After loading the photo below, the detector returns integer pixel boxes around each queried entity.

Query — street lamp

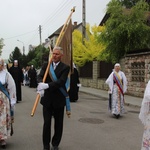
[17,40,25,55]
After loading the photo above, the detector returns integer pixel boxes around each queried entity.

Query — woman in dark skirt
[69,64,80,102]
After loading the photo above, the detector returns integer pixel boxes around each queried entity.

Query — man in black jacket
[37,46,70,150]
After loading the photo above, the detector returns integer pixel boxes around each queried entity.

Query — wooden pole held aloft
[31,7,75,117]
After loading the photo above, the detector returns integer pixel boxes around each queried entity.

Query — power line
[3,0,79,48]
[42,0,79,37]
[3,29,37,40]
[44,1,75,26]
[40,0,69,27]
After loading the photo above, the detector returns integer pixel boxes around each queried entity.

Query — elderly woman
[106,63,127,119]
[139,80,150,149]
[0,59,16,148]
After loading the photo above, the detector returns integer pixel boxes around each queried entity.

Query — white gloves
[37,90,44,97]
[37,83,49,91]
[11,98,16,107]
[37,82,49,97]
[77,83,81,87]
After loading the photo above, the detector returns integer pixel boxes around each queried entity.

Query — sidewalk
[79,86,143,107]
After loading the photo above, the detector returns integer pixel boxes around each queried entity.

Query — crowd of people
[1,46,150,150]
[0,47,80,150]
[22,65,37,88]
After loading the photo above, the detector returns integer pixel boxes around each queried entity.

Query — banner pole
[31,7,75,117]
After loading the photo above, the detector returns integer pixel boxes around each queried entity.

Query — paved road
[6,86,143,150]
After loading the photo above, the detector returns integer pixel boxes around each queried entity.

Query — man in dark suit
[37,46,70,150]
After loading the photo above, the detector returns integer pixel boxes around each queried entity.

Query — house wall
[79,52,150,97]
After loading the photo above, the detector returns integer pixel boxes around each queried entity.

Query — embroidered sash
[49,63,71,112]
[113,72,124,96]
[0,81,13,116]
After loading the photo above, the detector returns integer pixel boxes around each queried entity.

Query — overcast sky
[0,0,110,59]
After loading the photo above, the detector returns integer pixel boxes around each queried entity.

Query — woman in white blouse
[139,80,150,150]
[0,58,16,148]
[106,63,127,119]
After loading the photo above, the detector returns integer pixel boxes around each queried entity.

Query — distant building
[28,44,36,52]
[44,22,82,49]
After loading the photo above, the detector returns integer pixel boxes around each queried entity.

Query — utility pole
[17,40,25,55]
[82,0,86,44]
[39,25,42,45]
[39,25,43,66]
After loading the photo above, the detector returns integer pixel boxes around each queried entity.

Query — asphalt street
[5,86,144,150]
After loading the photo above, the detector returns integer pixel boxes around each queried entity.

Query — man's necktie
[53,64,57,70]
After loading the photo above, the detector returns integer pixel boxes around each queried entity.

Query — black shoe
[1,145,6,149]
[51,146,59,150]
[1,140,6,149]
[43,146,50,150]
[113,114,117,117]
[116,114,120,119]
[113,114,120,119]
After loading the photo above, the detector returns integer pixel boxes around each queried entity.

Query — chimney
[74,21,77,26]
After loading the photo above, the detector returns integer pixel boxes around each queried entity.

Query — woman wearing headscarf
[69,63,80,102]
[105,63,127,119]
[0,58,16,148]
[28,65,37,88]
[9,60,23,103]
[139,80,150,149]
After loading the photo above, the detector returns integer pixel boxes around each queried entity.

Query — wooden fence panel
[99,61,114,79]
[79,62,93,78]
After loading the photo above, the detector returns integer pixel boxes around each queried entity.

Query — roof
[99,13,110,26]
[48,25,63,39]
[48,22,82,39]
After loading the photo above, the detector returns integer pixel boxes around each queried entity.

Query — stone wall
[79,52,150,98]
[121,52,150,97]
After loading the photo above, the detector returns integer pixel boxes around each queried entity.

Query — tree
[73,25,105,67]
[98,0,150,63]
[26,45,49,69]
[8,47,22,63]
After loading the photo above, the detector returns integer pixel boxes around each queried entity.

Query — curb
[79,90,141,108]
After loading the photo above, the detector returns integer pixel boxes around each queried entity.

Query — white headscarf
[139,80,150,125]
[114,63,120,67]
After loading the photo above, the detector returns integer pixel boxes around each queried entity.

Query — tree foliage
[73,25,105,67]
[98,0,150,63]
[8,47,22,63]
[8,45,48,69]
[120,0,141,8]
[25,45,49,68]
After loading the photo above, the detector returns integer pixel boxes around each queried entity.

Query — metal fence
[99,61,114,79]
[79,62,93,78]
[79,61,114,79]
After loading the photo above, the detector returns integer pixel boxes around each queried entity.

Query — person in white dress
[139,80,150,149]
[105,63,127,119]
[0,58,16,148]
